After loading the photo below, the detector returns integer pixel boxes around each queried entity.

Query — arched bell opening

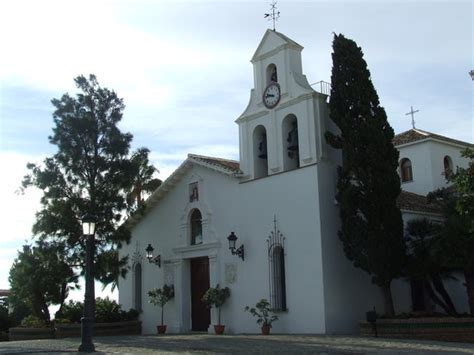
[282,114,300,171]
[253,125,268,179]
[266,63,278,85]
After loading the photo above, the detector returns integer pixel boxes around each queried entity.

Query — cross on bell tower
[264,1,280,31]
[405,106,420,129]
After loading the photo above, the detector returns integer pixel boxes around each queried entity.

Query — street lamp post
[78,213,97,353]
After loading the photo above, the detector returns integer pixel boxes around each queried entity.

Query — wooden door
[190,257,210,331]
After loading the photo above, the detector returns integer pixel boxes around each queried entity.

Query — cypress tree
[326,34,405,316]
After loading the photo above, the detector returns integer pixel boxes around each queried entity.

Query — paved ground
[0,334,473,354]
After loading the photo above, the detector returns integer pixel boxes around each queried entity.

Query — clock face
[263,82,281,109]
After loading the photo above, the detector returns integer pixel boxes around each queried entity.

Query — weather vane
[264,1,280,31]
[405,106,420,129]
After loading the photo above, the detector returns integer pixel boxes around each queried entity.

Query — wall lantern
[145,244,161,268]
[227,232,244,260]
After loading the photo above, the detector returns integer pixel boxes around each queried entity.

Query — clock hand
[266,94,275,98]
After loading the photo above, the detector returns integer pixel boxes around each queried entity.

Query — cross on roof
[405,106,420,129]
[264,1,280,31]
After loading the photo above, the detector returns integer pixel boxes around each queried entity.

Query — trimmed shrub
[95,297,122,323]
[20,315,47,328]
[57,300,83,323]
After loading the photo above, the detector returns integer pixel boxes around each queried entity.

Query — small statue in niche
[258,133,268,159]
[189,182,199,202]
[270,66,278,83]
[287,122,299,158]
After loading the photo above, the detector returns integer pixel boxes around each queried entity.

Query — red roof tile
[188,154,241,174]
[396,190,442,214]
[393,129,473,147]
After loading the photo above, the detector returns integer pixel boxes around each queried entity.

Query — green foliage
[404,218,457,315]
[120,308,140,322]
[405,218,441,279]
[325,33,405,316]
[55,298,139,323]
[148,285,175,308]
[202,284,230,325]
[0,303,10,332]
[148,285,174,326]
[56,300,83,323]
[7,299,32,327]
[9,241,78,322]
[428,149,474,314]
[127,147,162,213]
[95,297,122,323]
[448,148,474,232]
[20,315,47,328]
[20,74,139,288]
[244,299,278,326]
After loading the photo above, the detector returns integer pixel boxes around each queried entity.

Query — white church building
[119,30,472,334]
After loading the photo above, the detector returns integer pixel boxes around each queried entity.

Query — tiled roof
[393,129,473,147]
[188,154,241,174]
[397,190,442,214]
[0,289,10,297]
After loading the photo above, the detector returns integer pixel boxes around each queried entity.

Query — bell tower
[236,30,329,181]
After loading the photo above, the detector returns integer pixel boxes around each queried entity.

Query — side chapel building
[119,30,472,334]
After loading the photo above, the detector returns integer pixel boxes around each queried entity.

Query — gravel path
[0,334,473,354]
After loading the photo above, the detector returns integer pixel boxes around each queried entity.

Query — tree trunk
[424,280,452,315]
[381,283,395,317]
[161,306,164,326]
[431,273,457,315]
[464,268,474,314]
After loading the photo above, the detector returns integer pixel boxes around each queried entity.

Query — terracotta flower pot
[261,325,271,335]
[157,325,167,334]
[214,325,225,335]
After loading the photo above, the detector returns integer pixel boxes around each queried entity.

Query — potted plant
[201,284,231,334]
[148,284,174,334]
[244,299,278,335]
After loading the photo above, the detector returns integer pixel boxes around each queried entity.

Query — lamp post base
[78,317,95,352]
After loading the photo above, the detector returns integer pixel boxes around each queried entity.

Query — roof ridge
[393,128,473,147]
[412,128,430,136]
[188,153,239,163]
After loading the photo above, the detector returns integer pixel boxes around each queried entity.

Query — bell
[258,134,268,159]
[287,124,299,152]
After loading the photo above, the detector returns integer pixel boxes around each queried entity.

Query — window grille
[134,263,142,311]
[267,216,287,311]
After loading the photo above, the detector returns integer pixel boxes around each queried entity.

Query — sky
[0,0,472,303]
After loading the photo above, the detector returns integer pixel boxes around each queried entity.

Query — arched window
[133,263,142,311]
[253,125,268,179]
[266,63,278,84]
[190,209,203,245]
[267,219,286,311]
[400,158,413,182]
[443,155,453,175]
[282,114,300,171]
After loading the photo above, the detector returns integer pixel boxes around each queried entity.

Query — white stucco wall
[397,140,470,195]
[120,163,329,334]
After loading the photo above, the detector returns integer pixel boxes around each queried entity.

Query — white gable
[251,29,303,63]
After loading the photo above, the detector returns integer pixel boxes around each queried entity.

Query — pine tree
[21,75,138,288]
[326,34,405,316]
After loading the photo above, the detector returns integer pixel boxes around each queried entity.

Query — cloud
[0,152,44,244]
